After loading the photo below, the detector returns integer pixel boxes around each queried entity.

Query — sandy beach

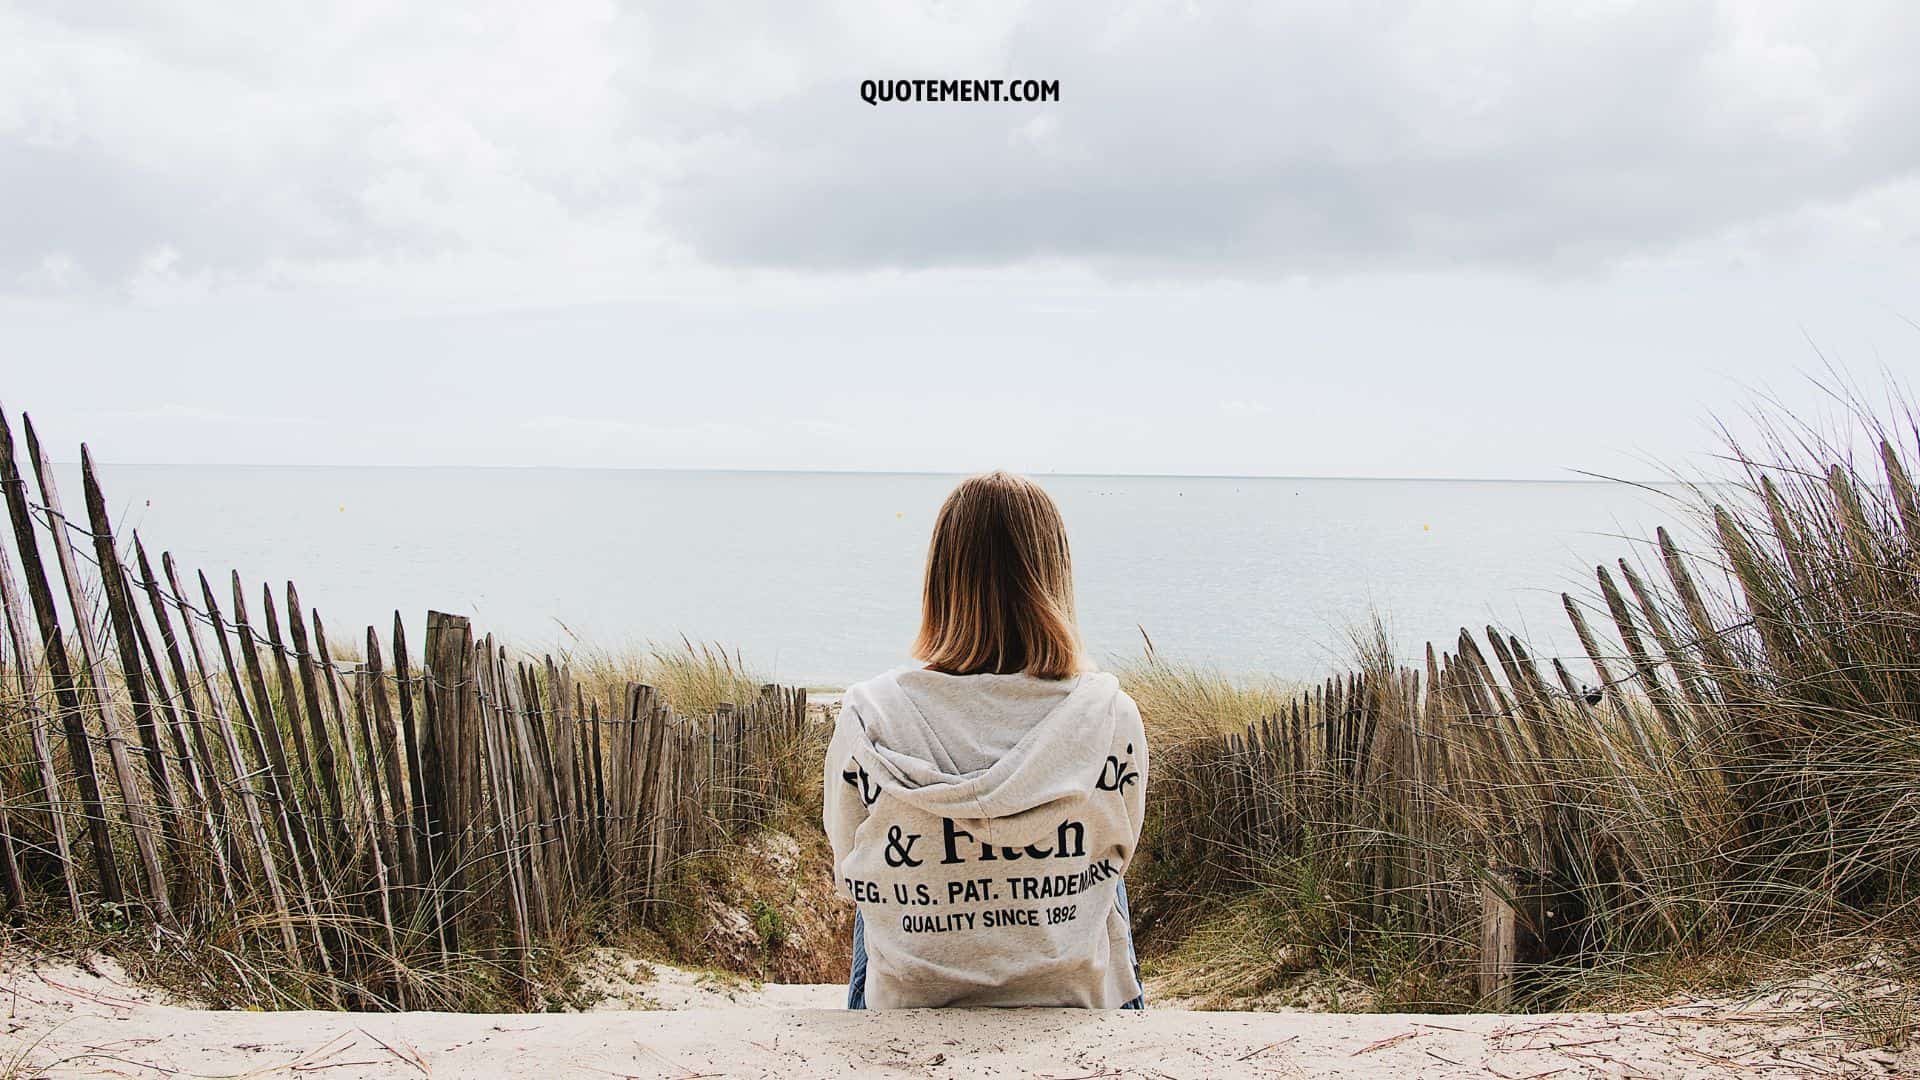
[6,957,1911,1079]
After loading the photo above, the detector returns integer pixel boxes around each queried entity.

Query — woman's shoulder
[842,664,921,701]
[1107,680,1144,727]
[1067,670,1143,735]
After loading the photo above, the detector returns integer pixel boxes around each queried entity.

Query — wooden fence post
[314,609,402,999]
[159,554,303,960]
[0,524,84,917]
[365,627,416,889]
[23,419,172,925]
[134,538,239,892]
[128,594,235,909]
[0,780,25,916]
[284,584,347,857]
[1479,873,1517,1009]
[587,693,607,889]
[421,611,472,949]
[259,585,330,865]
[0,405,126,914]
[80,450,193,921]
[201,570,340,983]
[228,574,329,907]
[390,615,431,889]
[475,640,532,999]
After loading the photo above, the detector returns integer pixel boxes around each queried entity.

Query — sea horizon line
[62,461,1693,486]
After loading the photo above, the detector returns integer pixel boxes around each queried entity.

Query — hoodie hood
[839,667,1122,846]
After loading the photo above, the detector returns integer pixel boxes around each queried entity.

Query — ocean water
[71,464,1699,687]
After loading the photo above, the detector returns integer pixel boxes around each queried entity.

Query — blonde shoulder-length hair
[912,471,1087,680]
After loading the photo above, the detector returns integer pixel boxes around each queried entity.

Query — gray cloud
[1,2,636,294]
[4,1,1920,297]
[653,4,1920,273]
[0,129,420,288]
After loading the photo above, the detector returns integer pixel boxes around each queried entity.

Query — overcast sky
[4,1,1917,478]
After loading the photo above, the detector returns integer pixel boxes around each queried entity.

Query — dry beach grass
[1123,377,1920,1027]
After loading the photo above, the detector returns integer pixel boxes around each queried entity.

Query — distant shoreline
[72,460,1694,486]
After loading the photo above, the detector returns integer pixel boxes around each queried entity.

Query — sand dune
[4,958,1909,1079]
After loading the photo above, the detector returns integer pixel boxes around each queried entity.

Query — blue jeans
[848,879,1146,1009]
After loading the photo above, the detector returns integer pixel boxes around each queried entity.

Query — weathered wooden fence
[1155,524,1758,1006]
[0,405,809,1006]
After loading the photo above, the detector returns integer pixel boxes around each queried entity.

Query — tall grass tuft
[1134,376,1920,1010]
[1115,631,1302,746]
[565,636,765,717]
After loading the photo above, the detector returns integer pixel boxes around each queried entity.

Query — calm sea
[70,465,1698,687]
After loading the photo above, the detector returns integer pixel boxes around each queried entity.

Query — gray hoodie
[823,667,1148,1009]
